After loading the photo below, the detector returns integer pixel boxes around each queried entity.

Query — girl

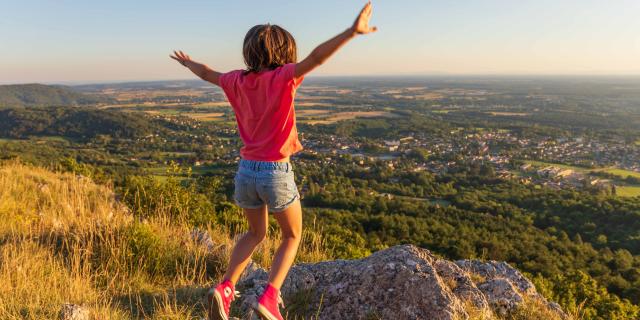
[170,2,376,319]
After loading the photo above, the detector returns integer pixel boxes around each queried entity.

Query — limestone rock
[59,304,89,320]
[236,245,567,320]
[455,260,536,295]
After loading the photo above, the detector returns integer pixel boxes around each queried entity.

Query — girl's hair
[243,24,297,73]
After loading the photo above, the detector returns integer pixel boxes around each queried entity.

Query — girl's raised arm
[170,50,222,86]
[295,1,377,79]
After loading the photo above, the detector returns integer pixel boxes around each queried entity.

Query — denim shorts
[233,159,300,213]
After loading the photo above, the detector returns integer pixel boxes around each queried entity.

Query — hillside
[0,106,164,140]
[0,84,111,108]
[0,162,567,320]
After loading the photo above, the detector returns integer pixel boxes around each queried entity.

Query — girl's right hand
[351,1,377,35]
[170,50,192,67]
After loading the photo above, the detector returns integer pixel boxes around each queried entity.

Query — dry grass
[457,295,571,320]
[182,112,226,122]
[506,295,569,320]
[0,162,327,319]
[306,111,399,125]
[488,112,530,117]
[296,109,331,116]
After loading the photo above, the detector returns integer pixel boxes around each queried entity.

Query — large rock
[237,245,566,320]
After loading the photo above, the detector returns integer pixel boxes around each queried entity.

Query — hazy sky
[2,0,640,84]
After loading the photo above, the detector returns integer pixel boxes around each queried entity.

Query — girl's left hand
[352,1,377,35]
[170,50,192,66]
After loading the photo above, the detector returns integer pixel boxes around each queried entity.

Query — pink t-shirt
[219,63,304,161]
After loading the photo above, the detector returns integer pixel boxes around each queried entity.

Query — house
[520,163,532,171]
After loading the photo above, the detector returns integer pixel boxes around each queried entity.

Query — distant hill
[0,84,112,108]
[0,106,163,140]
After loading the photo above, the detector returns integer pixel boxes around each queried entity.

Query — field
[616,186,640,197]
[304,111,400,125]
[603,168,640,179]
[108,89,209,101]
[182,112,225,121]
[489,112,530,116]
[524,160,640,197]
[524,160,585,172]
[525,160,640,178]
[297,109,331,116]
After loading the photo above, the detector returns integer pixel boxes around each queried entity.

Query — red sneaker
[207,280,237,320]
[253,284,285,320]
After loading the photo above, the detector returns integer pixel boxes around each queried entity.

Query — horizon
[23,73,640,86]
[2,0,640,83]
[6,73,640,87]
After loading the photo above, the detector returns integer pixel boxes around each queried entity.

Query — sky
[1,0,640,84]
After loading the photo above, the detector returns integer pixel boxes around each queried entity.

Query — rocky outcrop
[236,245,566,320]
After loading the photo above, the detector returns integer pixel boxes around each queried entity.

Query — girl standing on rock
[170,2,377,319]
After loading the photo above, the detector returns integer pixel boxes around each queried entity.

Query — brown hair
[243,24,297,73]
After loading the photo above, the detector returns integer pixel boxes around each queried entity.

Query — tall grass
[0,162,327,319]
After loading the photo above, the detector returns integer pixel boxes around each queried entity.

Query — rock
[455,259,567,318]
[59,304,90,320]
[191,228,216,251]
[455,260,536,295]
[237,245,567,320]
[477,278,523,316]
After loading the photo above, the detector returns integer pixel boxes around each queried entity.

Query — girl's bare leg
[268,200,303,289]
[223,205,268,285]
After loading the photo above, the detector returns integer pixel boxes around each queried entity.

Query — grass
[523,160,640,197]
[505,296,568,320]
[488,112,530,116]
[182,112,226,122]
[524,160,640,179]
[524,160,585,172]
[616,186,640,197]
[601,168,640,179]
[305,111,400,125]
[0,162,328,319]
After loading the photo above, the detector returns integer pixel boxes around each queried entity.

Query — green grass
[523,160,640,198]
[146,166,170,175]
[159,152,196,157]
[190,164,232,175]
[41,136,68,141]
[524,160,586,172]
[601,168,640,179]
[525,161,640,179]
[616,186,640,197]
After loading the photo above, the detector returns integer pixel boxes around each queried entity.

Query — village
[140,112,639,196]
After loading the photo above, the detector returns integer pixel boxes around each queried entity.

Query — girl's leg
[268,200,303,289]
[222,205,268,285]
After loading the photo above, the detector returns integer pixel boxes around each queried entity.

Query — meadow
[523,160,640,197]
